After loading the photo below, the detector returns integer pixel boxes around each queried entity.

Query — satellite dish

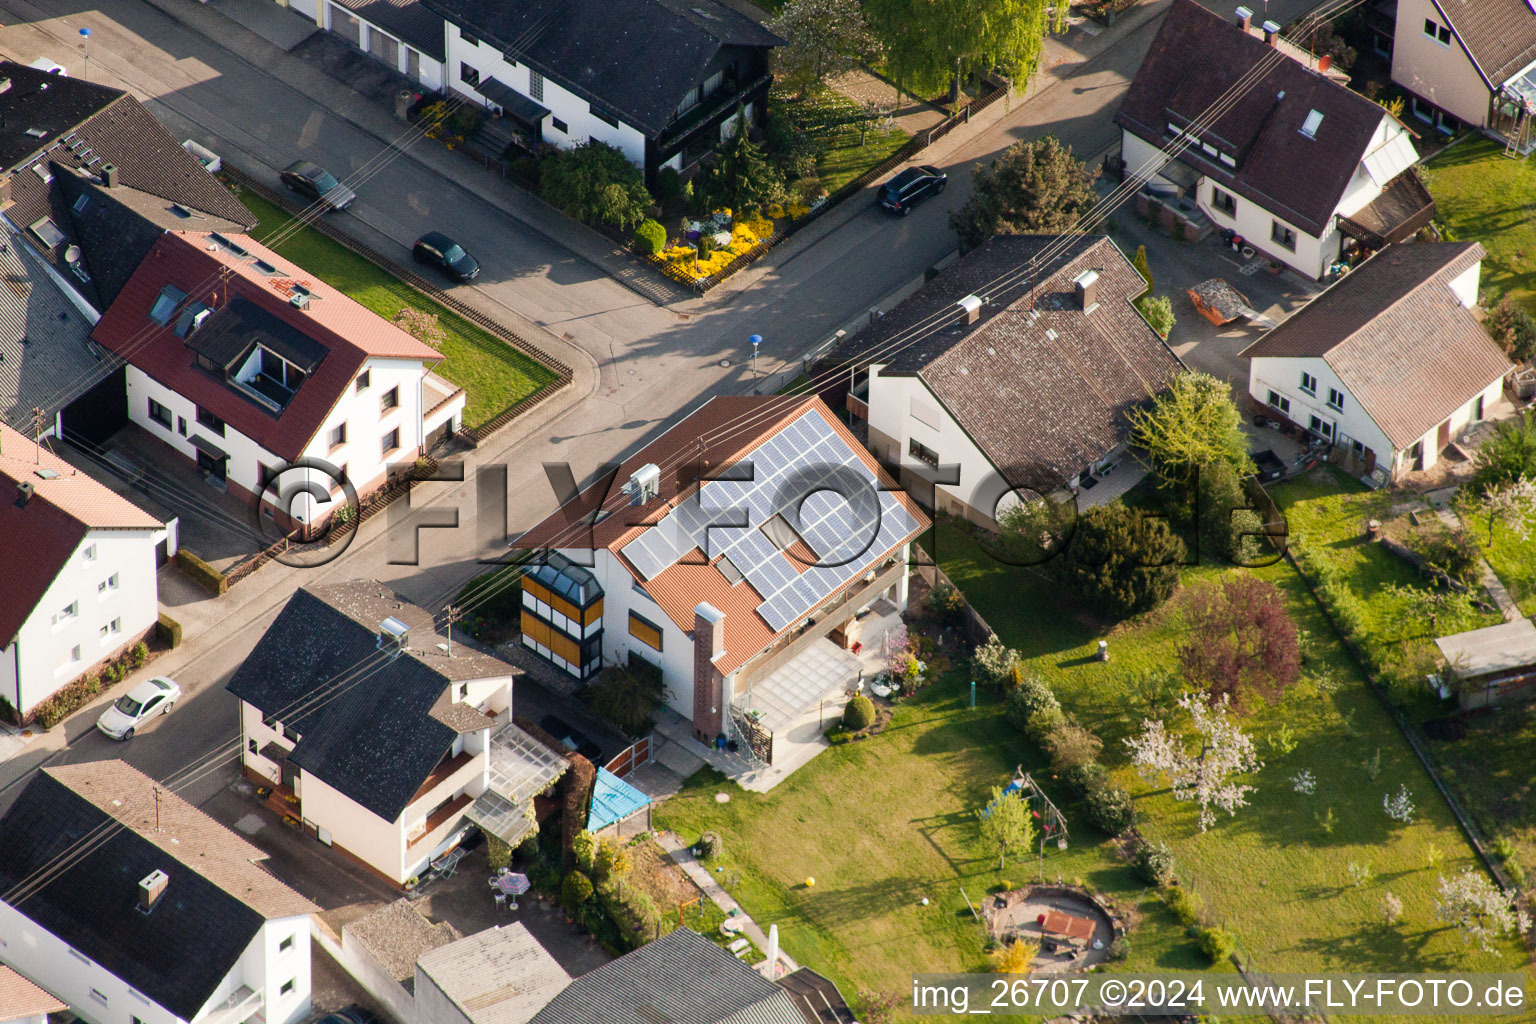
[63,244,81,263]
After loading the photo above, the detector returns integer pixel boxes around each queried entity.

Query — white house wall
[296,771,409,883]
[193,919,312,1024]
[577,549,698,719]
[445,25,648,165]
[1392,0,1493,128]
[1249,354,1395,464]
[410,970,471,1024]
[9,529,160,715]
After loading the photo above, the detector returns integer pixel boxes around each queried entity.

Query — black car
[878,165,947,216]
[539,715,602,763]
[413,232,481,282]
[314,1006,381,1024]
[279,160,356,211]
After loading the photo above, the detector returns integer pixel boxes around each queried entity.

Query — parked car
[279,160,356,211]
[539,715,602,763]
[96,677,181,740]
[27,58,67,76]
[878,165,947,216]
[413,232,481,282]
[314,1006,382,1024]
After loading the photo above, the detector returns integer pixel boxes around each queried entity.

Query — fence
[912,542,997,647]
[603,735,653,778]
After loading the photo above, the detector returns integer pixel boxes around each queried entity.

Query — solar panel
[620,525,681,580]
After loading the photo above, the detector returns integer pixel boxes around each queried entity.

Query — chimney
[15,481,34,508]
[100,163,118,188]
[137,870,169,913]
[1262,20,1281,45]
[378,616,410,655]
[1073,269,1100,312]
[692,603,727,744]
[1317,53,1332,72]
[956,294,983,325]
[1235,5,1252,30]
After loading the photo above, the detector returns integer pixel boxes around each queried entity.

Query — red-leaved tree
[1178,577,1300,709]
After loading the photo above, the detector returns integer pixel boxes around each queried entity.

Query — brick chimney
[1074,269,1100,311]
[138,870,168,913]
[692,603,727,743]
[1262,20,1281,45]
[1235,5,1252,30]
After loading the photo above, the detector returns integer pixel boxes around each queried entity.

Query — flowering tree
[1290,769,1316,795]
[1479,476,1536,545]
[1383,785,1415,824]
[768,0,884,98]
[1434,869,1531,954]
[1124,693,1262,832]
[1382,891,1404,926]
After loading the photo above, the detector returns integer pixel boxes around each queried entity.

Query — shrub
[1041,720,1103,770]
[158,614,184,649]
[585,663,668,737]
[176,549,227,596]
[655,167,684,201]
[1063,502,1185,618]
[130,642,148,668]
[1406,525,1481,586]
[633,218,667,256]
[1023,706,1068,745]
[561,870,594,915]
[1005,676,1059,729]
[698,232,716,258]
[843,695,876,730]
[1163,885,1202,927]
[973,634,1021,690]
[826,726,851,744]
[1485,295,1536,363]
[1133,840,1177,887]
[31,672,106,730]
[928,581,965,625]
[510,156,542,182]
[1107,934,1130,961]
[1137,294,1176,338]
[540,141,654,229]
[1471,410,1536,492]
[1084,783,1136,835]
[571,830,597,872]
[487,835,512,872]
[1198,927,1237,964]
[607,886,662,947]
[1061,761,1106,798]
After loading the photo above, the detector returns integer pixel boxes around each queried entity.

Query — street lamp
[79,27,92,82]
[749,334,762,379]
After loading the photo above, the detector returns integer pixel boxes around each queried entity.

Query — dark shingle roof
[1115,0,1389,236]
[1241,242,1512,448]
[1432,0,1536,87]
[529,929,805,1024]
[419,0,780,136]
[226,583,516,821]
[331,0,446,60]
[847,234,1185,490]
[0,763,315,1020]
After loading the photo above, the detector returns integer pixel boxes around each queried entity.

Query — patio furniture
[720,917,744,937]
[431,847,465,878]
[494,893,507,911]
[493,871,531,909]
[728,938,750,957]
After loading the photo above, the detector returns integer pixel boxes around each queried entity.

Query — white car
[27,58,67,76]
[96,677,180,740]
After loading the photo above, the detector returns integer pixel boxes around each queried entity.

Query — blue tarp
[587,767,652,833]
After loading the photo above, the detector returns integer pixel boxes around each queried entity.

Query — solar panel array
[618,410,920,632]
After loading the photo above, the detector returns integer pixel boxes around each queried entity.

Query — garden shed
[1436,619,1536,709]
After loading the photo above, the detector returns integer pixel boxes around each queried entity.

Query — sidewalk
[654,830,799,978]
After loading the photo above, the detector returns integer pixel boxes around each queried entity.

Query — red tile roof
[0,967,65,1022]
[90,232,441,462]
[0,424,161,645]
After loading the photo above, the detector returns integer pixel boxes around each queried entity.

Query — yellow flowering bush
[741,215,774,239]
[788,202,811,219]
[764,203,787,220]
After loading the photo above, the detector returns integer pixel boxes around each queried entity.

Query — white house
[0,761,318,1024]
[515,395,928,755]
[288,0,448,90]
[1242,242,1513,481]
[1116,0,1434,280]
[419,0,780,183]
[1385,0,1536,142]
[227,582,569,886]
[0,424,172,723]
[86,231,463,538]
[845,234,1185,526]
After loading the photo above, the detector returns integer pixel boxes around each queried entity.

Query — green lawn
[1478,523,1536,616]
[238,190,558,428]
[1421,135,1536,309]
[774,88,912,196]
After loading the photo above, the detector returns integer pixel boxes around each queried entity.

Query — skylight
[28,217,64,248]
[149,284,188,326]
[1300,109,1324,138]
[72,194,89,213]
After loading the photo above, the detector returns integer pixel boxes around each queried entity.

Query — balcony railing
[407,793,473,851]
[201,986,263,1024]
[408,750,476,806]
[658,73,772,151]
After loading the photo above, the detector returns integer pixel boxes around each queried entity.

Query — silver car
[96,676,181,740]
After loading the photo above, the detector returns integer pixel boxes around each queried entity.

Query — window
[355,369,370,392]
[1211,186,1236,216]
[550,117,568,134]
[529,70,544,102]
[283,723,300,742]
[99,617,122,642]
[908,437,939,468]
[258,463,280,493]
[148,397,173,430]
[460,28,479,46]
[1271,220,1297,251]
[133,1016,148,1024]
[56,645,81,673]
[1423,17,1451,45]
[1299,109,1324,138]
[88,989,108,1007]
[98,573,119,596]
[460,62,480,86]
[1266,390,1290,414]
[53,601,78,626]
[148,284,186,326]
[702,69,724,98]
[1351,438,1366,457]
[628,611,663,651]
[591,106,619,129]
[329,422,347,449]
[380,386,399,413]
[381,427,401,455]
[1299,371,1318,395]
[1219,152,1237,168]
[82,544,96,563]
[177,416,187,436]
[280,935,294,953]
[280,980,295,997]
[1326,387,1345,411]
[195,406,225,436]
[331,465,349,493]
[1308,415,1333,439]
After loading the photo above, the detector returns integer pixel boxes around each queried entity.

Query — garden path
[655,830,801,977]
[1435,507,1523,622]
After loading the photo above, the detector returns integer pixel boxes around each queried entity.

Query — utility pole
[30,407,45,462]
[79,27,91,82]
[444,604,462,656]
[153,786,161,832]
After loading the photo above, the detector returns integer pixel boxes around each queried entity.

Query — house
[1383,0,1536,142]
[415,923,571,1024]
[84,231,464,535]
[0,423,170,722]
[226,582,571,886]
[844,234,1185,525]
[526,928,822,1024]
[1436,618,1536,709]
[297,0,449,91]
[0,760,318,1024]
[1241,242,1512,481]
[1116,0,1433,279]
[514,395,928,756]
[0,61,254,311]
[418,0,781,184]
[0,968,66,1024]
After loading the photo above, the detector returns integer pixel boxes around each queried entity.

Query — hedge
[32,673,104,729]
[176,549,227,596]
[157,613,183,649]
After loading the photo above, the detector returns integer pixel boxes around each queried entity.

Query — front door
[1437,419,1451,453]
[196,450,227,484]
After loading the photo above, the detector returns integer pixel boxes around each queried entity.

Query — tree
[1484,296,1536,363]
[768,0,884,97]
[1128,371,1255,488]
[585,663,669,737]
[701,123,788,213]
[1125,693,1262,832]
[948,136,1097,250]
[866,0,1056,101]
[851,98,896,146]
[991,938,1038,973]
[1132,244,1153,291]
[540,141,653,229]
[1064,502,1185,617]
[1295,20,1357,72]
[1138,294,1175,338]
[977,785,1036,869]
[1380,582,1477,638]
[1178,577,1301,709]
[561,870,595,915]
[394,307,446,348]
[1471,411,1536,493]
[1478,476,1536,545]
[1434,869,1530,954]
[972,634,1021,688]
